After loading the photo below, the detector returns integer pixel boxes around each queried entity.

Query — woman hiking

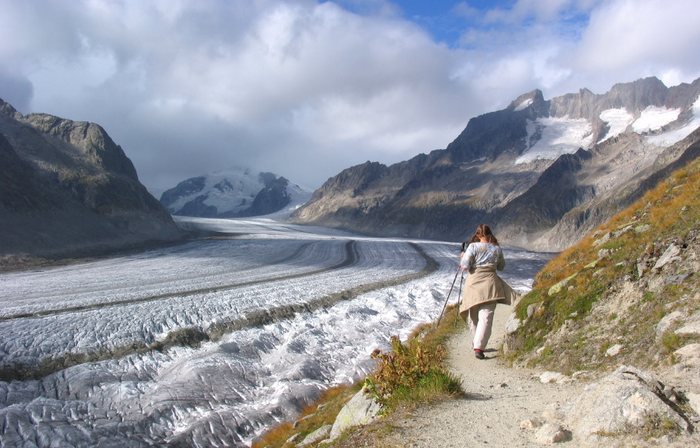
[459,224,518,359]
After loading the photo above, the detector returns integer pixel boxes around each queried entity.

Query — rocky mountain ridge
[160,168,311,218]
[292,76,700,251]
[0,98,182,266]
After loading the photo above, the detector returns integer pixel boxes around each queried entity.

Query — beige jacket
[459,265,519,320]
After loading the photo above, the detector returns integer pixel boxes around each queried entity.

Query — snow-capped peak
[160,167,311,218]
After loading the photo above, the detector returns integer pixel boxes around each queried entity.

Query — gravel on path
[382,304,579,447]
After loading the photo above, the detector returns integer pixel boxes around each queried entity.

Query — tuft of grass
[595,415,682,441]
[364,332,462,411]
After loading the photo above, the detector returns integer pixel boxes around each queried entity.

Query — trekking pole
[454,271,464,327]
[436,268,461,327]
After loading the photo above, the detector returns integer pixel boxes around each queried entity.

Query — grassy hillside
[506,154,700,373]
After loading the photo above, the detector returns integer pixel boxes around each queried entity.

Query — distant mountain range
[160,168,311,218]
[0,98,182,265]
[291,76,700,251]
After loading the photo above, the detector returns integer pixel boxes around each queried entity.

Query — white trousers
[468,302,497,350]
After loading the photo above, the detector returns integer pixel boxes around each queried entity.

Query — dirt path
[385,305,580,447]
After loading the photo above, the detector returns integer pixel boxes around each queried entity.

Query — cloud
[575,0,700,73]
[0,70,33,113]
[0,0,699,194]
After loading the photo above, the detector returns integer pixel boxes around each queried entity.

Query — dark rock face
[0,98,182,263]
[242,176,291,217]
[160,177,206,208]
[292,77,700,250]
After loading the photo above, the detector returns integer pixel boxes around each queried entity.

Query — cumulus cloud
[0,0,698,194]
[0,0,479,192]
[575,0,700,72]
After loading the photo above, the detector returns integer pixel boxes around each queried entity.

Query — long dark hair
[469,224,499,246]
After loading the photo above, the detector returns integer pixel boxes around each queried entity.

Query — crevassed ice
[647,95,700,147]
[516,116,594,164]
[598,108,634,143]
[0,217,552,447]
[632,105,681,133]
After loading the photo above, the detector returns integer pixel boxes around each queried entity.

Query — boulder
[548,274,578,297]
[686,393,700,418]
[505,313,521,334]
[329,389,382,440]
[540,372,570,384]
[605,344,623,357]
[653,243,681,271]
[674,344,700,368]
[298,424,332,447]
[564,366,692,441]
[520,417,544,431]
[656,311,685,342]
[675,312,700,337]
[533,423,570,445]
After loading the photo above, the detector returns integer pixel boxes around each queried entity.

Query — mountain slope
[292,77,700,250]
[506,152,700,371]
[0,99,182,265]
[160,168,311,218]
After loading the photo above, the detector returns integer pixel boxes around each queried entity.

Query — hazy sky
[2,0,700,194]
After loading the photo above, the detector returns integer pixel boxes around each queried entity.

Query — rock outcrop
[564,366,694,442]
[293,76,700,251]
[0,98,182,265]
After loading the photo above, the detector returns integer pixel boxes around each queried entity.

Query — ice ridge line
[0,242,438,382]
[0,241,354,322]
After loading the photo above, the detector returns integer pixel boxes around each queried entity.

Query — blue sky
[1,0,699,192]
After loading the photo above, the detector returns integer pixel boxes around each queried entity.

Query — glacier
[0,218,549,447]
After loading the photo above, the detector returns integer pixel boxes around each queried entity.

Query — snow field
[598,108,634,143]
[632,105,681,133]
[647,95,700,146]
[516,116,594,164]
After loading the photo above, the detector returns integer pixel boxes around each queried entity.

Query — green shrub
[364,335,461,409]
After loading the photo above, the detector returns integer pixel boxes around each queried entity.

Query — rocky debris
[520,417,544,430]
[540,371,571,384]
[656,311,685,341]
[297,424,332,447]
[520,415,571,445]
[527,304,538,318]
[548,273,578,296]
[635,224,652,234]
[593,232,611,247]
[675,312,700,337]
[328,388,382,441]
[653,243,682,271]
[687,393,700,419]
[563,366,694,442]
[605,344,624,357]
[674,344,700,368]
[285,432,304,446]
[505,312,521,334]
[533,423,571,445]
